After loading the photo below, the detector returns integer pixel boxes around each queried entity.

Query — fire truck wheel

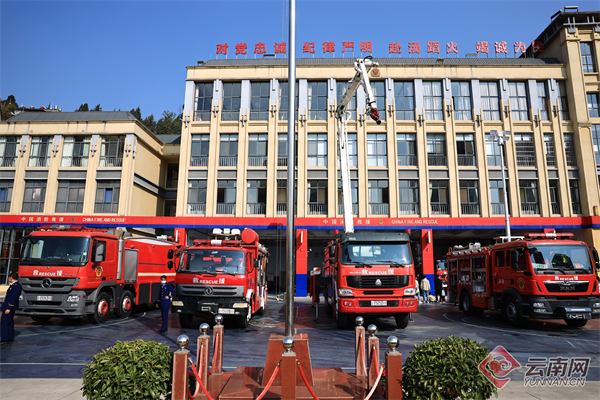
[31,316,51,323]
[115,290,133,318]
[256,306,264,316]
[88,292,111,324]
[237,305,251,329]
[564,318,588,328]
[394,313,409,329]
[179,313,193,328]
[502,296,524,327]
[336,311,349,329]
[461,292,483,316]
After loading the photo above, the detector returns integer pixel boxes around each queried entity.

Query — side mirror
[167,261,173,270]
[94,242,106,263]
[329,246,334,259]
[167,249,175,259]
[533,251,544,264]
[253,257,260,272]
[592,248,599,263]
[509,249,519,270]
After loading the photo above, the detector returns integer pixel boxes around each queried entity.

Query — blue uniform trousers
[1,310,16,342]
[160,302,170,331]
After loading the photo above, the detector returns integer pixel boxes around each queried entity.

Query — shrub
[402,336,498,400]
[82,339,174,400]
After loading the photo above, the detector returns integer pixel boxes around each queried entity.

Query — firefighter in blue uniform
[1,273,22,344]
[156,275,175,333]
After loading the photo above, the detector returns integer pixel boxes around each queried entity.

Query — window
[277,180,287,214]
[250,82,270,121]
[564,133,577,167]
[248,134,268,167]
[460,180,479,215]
[195,82,213,121]
[190,135,210,167]
[55,180,85,213]
[427,133,446,166]
[99,136,125,167]
[307,81,327,120]
[279,81,298,120]
[0,136,19,167]
[164,200,176,216]
[588,93,599,118]
[187,180,207,214]
[593,125,600,165]
[514,133,535,167]
[397,133,417,166]
[480,82,500,121]
[536,82,549,121]
[222,82,241,121]
[495,250,505,268]
[216,180,236,214]
[0,180,13,212]
[368,179,389,215]
[519,180,539,214]
[219,134,238,167]
[544,134,555,167]
[570,180,582,214]
[22,180,46,213]
[486,134,505,167]
[337,81,357,120]
[549,180,560,215]
[581,42,596,73]
[394,81,414,120]
[490,180,509,215]
[398,180,419,214]
[556,81,570,121]
[308,134,327,167]
[307,180,327,215]
[94,180,120,213]
[430,180,449,215]
[28,136,51,167]
[247,180,266,214]
[367,133,387,166]
[508,82,529,121]
[278,134,298,167]
[337,179,358,215]
[165,164,178,189]
[456,133,475,166]
[452,82,471,120]
[337,133,358,167]
[423,82,443,120]
[61,136,90,167]
[370,82,386,121]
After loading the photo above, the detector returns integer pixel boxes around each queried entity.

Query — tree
[76,103,89,111]
[92,104,102,111]
[155,110,182,135]
[142,114,157,133]
[1,95,18,121]
[129,107,142,121]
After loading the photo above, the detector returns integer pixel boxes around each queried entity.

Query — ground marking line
[18,312,147,337]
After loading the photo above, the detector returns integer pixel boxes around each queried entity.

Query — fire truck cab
[447,233,600,327]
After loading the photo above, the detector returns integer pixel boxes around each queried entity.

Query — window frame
[195,82,214,121]
[480,81,500,121]
[55,180,86,213]
[187,179,207,214]
[94,180,120,214]
[508,82,529,121]
[451,81,472,121]
[394,81,415,121]
[250,82,270,121]
[221,82,242,121]
[367,133,387,166]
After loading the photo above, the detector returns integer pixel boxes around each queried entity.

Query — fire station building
[1,9,600,294]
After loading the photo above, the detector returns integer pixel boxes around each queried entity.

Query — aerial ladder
[337,56,381,234]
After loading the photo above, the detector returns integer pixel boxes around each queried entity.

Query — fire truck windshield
[529,244,593,275]
[21,236,90,265]
[178,249,245,275]
[341,243,412,266]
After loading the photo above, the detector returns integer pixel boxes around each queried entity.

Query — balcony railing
[246,203,266,214]
[308,110,327,120]
[248,156,268,167]
[487,155,503,167]
[216,203,235,214]
[187,204,206,214]
[99,157,123,167]
[431,204,449,215]
[190,157,209,167]
[516,155,536,167]
[399,203,419,215]
[521,203,540,215]
[308,204,327,215]
[28,157,50,167]
[369,203,389,215]
[0,157,17,167]
[249,111,269,121]
[194,111,211,122]
[491,203,506,215]
[61,156,88,167]
[277,203,287,214]
[397,155,417,166]
[545,155,556,167]
[428,155,446,166]
[551,203,560,214]
[219,156,238,167]
[572,203,582,214]
[307,156,327,167]
[461,203,480,215]
[221,111,239,121]
[565,155,577,167]
[338,203,358,215]
[457,155,475,166]
[277,157,288,167]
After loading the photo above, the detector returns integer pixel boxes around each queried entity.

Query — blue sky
[1,0,599,120]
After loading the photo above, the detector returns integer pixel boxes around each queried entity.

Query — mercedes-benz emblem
[41,278,52,288]
[375,279,382,287]
[204,286,214,296]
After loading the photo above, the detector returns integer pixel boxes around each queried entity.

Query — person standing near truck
[157,275,175,333]
[1,273,22,344]
[420,275,431,304]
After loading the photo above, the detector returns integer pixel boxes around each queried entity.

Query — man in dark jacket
[156,275,175,333]
[1,272,22,344]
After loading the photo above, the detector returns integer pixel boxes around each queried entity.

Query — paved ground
[0,294,598,399]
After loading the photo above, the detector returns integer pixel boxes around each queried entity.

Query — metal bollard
[367,324,380,390]
[281,337,297,400]
[196,323,211,392]
[385,336,403,400]
[212,315,224,375]
[172,335,190,400]
[355,316,366,377]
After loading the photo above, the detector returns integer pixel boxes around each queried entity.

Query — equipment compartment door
[123,249,138,283]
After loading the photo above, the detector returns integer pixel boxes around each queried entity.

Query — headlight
[338,288,353,296]
[593,302,600,308]
[533,302,545,308]
[233,303,248,308]
[404,288,416,296]
[172,300,184,307]
[19,295,24,301]
[67,295,80,302]
[534,308,547,313]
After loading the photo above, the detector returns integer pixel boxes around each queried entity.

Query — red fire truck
[322,231,418,329]
[447,232,600,327]
[172,228,269,328]
[17,225,180,323]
